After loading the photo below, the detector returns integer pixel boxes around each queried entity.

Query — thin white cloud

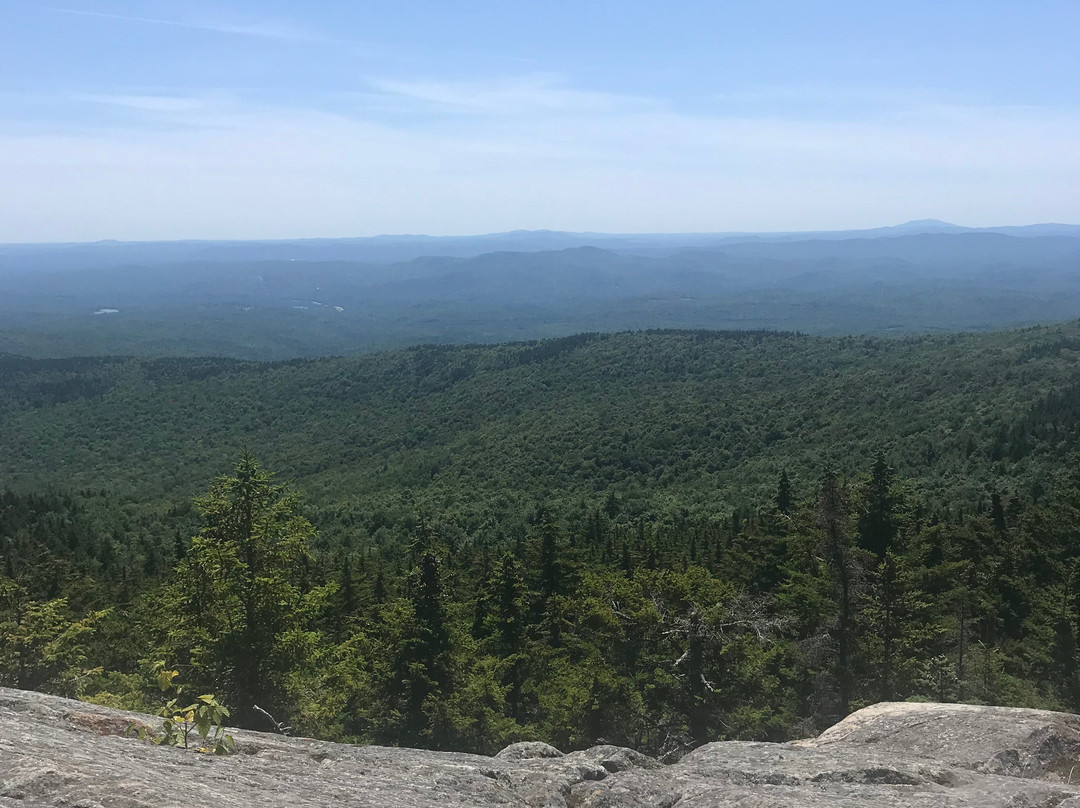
[712,83,969,109]
[47,7,325,42]
[77,94,211,113]
[0,76,1077,241]
[367,75,658,115]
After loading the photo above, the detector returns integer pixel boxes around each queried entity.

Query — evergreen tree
[489,553,529,720]
[379,521,455,747]
[775,470,793,515]
[537,507,562,603]
[337,555,356,621]
[373,567,387,603]
[991,492,1007,533]
[0,578,103,694]
[859,550,938,701]
[858,453,897,558]
[815,469,857,718]
[163,454,318,729]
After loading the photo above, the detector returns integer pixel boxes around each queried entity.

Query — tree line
[4,451,1080,756]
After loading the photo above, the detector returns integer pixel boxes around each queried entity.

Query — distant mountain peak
[894,219,961,229]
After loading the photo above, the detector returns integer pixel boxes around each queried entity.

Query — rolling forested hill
[3,324,1080,533]
[4,230,1080,358]
[5,324,1080,756]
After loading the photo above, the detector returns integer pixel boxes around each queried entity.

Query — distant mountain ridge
[2,226,1079,359]
[2,221,1078,270]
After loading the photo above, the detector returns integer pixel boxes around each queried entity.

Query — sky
[1,1,1078,242]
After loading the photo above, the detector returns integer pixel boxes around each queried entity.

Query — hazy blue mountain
[2,228,1079,359]
[4,222,1078,271]
[711,232,1080,269]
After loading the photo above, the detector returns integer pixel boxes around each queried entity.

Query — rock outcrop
[4,688,1080,807]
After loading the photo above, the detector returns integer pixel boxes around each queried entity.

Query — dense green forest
[4,324,1080,754]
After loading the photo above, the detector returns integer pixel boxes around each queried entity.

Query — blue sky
[2,1,1078,241]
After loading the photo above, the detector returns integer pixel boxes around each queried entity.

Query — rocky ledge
[4,689,1080,807]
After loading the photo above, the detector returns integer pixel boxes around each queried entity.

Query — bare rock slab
[4,689,1080,808]
[795,700,1080,779]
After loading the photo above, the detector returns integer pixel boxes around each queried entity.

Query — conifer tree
[991,492,1007,533]
[339,555,356,616]
[374,519,455,747]
[398,547,452,745]
[858,453,897,558]
[490,552,529,720]
[815,469,857,717]
[165,454,316,729]
[537,508,562,603]
[775,470,793,515]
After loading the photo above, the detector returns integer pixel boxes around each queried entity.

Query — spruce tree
[816,469,857,717]
[401,548,451,745]
[858,452,897,558]
[167,454,316,729]
[775,470,793,514]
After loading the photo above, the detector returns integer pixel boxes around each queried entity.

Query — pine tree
[490,553,529,720]
[398,547,452,745]
[339,555,356,616]
[167,454,317,729]
[991,492,1007,533]
[858,452,897,558]
[859,550,938,701]
[373,567,387,603]
[775,470,793,515]
[816,469,857,717]
[537,508,562,603]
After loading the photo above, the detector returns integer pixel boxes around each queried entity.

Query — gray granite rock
[565,745,662,774]
[496,741,566,761]
[4,689,1080,807]
[795,700,1080,780]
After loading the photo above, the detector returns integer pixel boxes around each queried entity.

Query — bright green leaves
[134,662,236,754]
[0,577,105,694]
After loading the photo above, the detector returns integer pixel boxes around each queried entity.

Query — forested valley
[5,325,1080,756]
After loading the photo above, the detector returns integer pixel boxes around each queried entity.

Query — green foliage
[0,577,104,694]
[10,328,1080,755]
[133,663,235,754]
[6,325,1080,529]
[155,455,325,729]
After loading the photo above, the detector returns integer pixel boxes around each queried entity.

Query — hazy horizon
[3,2,1078,242]
[4,219,1080,248]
